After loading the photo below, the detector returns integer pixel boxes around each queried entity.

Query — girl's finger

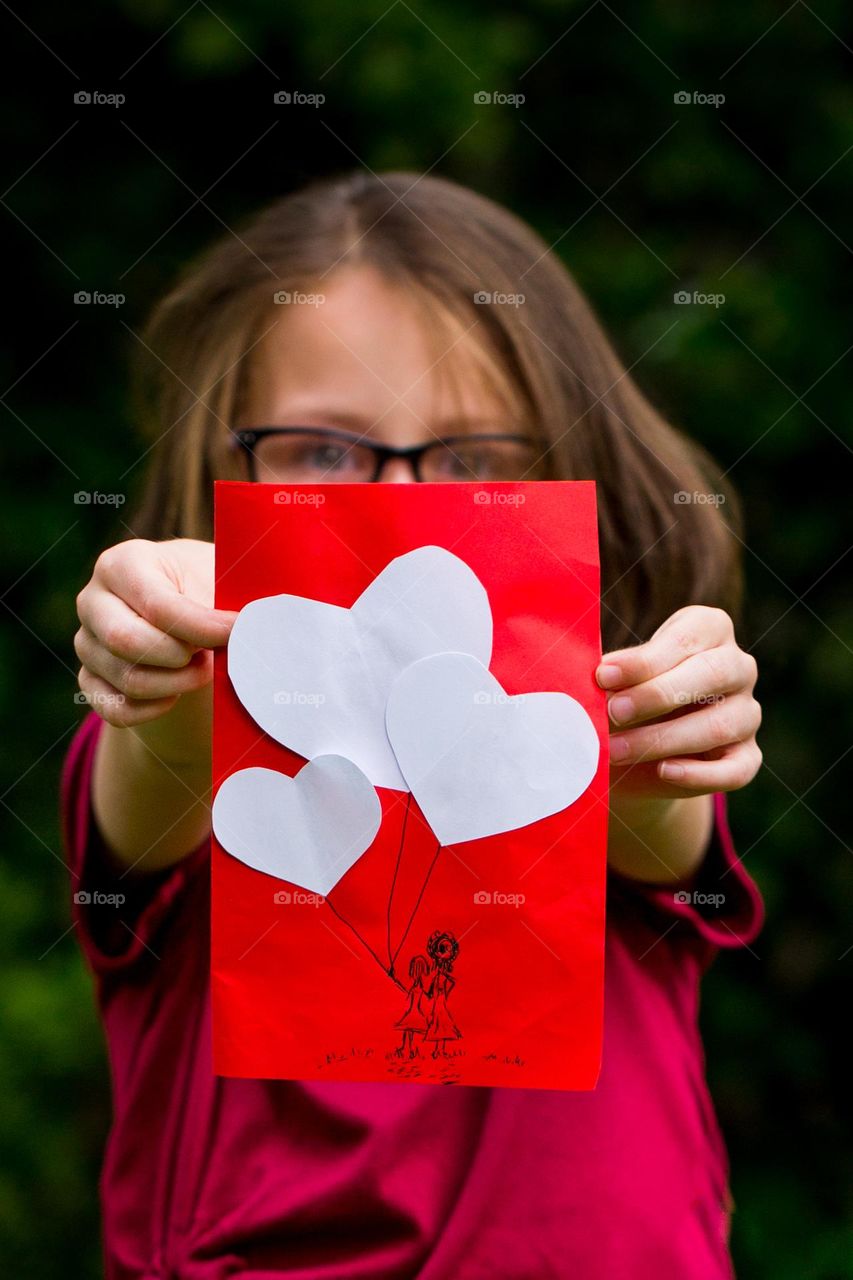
[77,586,199,668]
[607,646,758,726]
[74,627,213,701]
[609,693,762,764]
[77,666,179,728]
[598,606,734,690]
[657,740,764,791]
[97,547,236,650]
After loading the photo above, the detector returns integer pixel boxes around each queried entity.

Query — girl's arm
[597,605,762,885]
[606,793,715,885]
[75,539,236,873]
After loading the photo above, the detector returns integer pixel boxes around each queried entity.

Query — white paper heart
[227,546,493,790]
[386,653,600,846]
[211,755,382,896]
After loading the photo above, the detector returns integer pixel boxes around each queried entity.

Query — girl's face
[237,265,541,484]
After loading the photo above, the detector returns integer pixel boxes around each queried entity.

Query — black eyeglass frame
[233,426,541,483]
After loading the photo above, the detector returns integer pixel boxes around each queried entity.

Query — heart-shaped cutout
[227,546,493,791]
[211,755,382,896]
[386,653,600,846]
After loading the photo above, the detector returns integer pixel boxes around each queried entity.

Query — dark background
[1,2,851,1275]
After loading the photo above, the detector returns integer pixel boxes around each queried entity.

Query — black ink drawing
[394,930,462,1059]
[318,800,467,1070]
[322,793,443,993]
[395,954,431,1057]
[423,930,462,1058]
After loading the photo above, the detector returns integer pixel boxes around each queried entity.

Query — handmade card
[211,480,608,1090]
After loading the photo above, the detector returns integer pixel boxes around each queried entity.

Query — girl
[423,932,462,1060]
[67,171,763,1279]
[395,954,431,1059]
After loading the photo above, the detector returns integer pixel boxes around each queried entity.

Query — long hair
[129,170,741,649]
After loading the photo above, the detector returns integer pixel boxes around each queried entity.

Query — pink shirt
[62,713,763,1280]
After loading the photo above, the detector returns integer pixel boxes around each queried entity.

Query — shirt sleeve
[60,711,210,977]
[608,792,764,951]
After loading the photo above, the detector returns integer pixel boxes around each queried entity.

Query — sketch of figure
[395,954,431,1058]
[424,930,461,1058]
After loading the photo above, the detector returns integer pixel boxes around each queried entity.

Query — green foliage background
[1,2,851,1275]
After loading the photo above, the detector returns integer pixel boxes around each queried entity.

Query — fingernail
[610,736,630,762]
[660,762,685,780]
[608,695,634,724]
[597,663,623,689]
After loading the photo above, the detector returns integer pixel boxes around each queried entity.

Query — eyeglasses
[234,426,544,484]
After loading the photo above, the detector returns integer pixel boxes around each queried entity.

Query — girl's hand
[597,605,762,799]
[75,538,236,728]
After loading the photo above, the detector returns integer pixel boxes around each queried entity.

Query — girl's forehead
[243,266,523,426]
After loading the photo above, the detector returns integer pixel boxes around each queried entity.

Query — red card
[212,480,608,1090]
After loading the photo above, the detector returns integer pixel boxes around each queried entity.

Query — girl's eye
[424,438,538,482]
[255,433,370,481]
[299,443,356,473]
[428,449,478,480]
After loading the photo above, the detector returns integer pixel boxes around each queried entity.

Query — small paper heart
[211,755,382,896]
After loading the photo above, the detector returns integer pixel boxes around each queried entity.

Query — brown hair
[130,170,741,650]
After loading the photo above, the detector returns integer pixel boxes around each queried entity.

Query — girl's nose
[377,456,419,484]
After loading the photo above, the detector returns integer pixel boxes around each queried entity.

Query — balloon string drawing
[326,822,444,995]
[386,791,412,971]
[388,830,443,979]
[211,546,600,988]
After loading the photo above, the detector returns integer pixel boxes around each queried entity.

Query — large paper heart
[211,755,382,896]
[386,653,600,846]
[227,546,493,790]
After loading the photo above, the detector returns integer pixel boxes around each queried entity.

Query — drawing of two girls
[395,930,461,1059]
